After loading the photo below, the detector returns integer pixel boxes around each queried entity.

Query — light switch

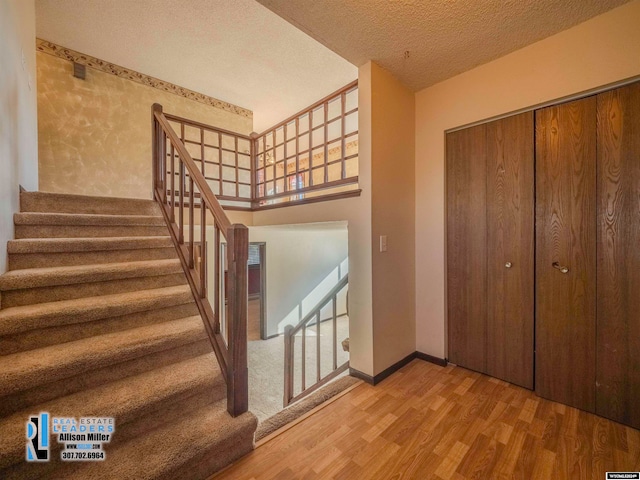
[379,235,387,252]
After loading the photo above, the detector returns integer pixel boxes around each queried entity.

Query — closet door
[486,113,534,389]
[447,124,487,373]
[597,83,640,429]
[535,97,597,412]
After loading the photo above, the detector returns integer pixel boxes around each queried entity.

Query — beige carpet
[0,191,256,480]
[248,315,349,421]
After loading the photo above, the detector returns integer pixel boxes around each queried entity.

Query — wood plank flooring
[214,359,640,479]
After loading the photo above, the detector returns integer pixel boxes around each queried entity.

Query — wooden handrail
[152,103,248,417]
[283,274,349,407]
[164,112,253,141]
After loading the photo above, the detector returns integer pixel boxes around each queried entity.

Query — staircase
[0,191,257,480]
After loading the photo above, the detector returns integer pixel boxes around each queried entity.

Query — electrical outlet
[379,235,387,252]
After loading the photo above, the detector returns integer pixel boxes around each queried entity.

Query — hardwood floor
[215,359,640,479]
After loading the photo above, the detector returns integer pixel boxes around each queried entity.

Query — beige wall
[370,63,416,374]
[36,52,252,200]
[415,0,640,359]
[0,0,38,273]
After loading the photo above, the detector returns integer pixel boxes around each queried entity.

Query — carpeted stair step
[0,353,225,472]
[8,236,177,270]
[0,316,208,398]
[0,338,213,419]
[52,401,257,480]
[0,285,194,337]
[14,212,168,238]
[0,259,186,307]
[21,191,161,216]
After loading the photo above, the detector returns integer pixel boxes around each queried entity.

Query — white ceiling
[257,0,631,92]
[35,0,357,132]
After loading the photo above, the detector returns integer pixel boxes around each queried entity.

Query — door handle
[552,262,569,274]
[505,262,512,268]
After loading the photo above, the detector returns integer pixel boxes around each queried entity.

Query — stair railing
[151,104,248,417]
[283,274,349,407]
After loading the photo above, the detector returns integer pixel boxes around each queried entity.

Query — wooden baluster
[214,224,221,333]
[170,144,175,222]
[162,133,167,204]
[272,131,276,193]
[302,323,306,390]
[218,132,223,196]
[295,118,300,190]
[284,124,288,192]
[316,311,321,382]
[341,92,346,179]
[179,159,185,244]
[226,224,248,417]
[200,128,205,177]
[333,295,338,370]
[200,202,207,299]
[323,102,329,184]
[235,136,240,198]
[188,177,194,268]
[283,325,293,407]
[309,110,313,186]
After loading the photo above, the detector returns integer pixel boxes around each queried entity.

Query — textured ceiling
[256,0,631,92]
[35,0,357,132]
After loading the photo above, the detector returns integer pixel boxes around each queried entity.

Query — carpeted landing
[0,191,256,480]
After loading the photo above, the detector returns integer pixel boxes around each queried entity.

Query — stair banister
[151,103,248,417]
[283,273,349,407]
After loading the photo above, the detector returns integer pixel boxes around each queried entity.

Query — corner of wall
[0,0,38,273]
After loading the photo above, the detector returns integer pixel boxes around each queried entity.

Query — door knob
[552,262,569,274]
[505,262,512,268]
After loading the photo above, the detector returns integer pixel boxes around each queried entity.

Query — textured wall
[37,51,253,199]
[0,0,38,273]
[415,0,640,359]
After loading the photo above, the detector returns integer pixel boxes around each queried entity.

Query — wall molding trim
[36,38,252,119]
[349,351,448,385]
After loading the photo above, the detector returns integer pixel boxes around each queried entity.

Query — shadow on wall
[277,258,348,334]
[247,222,349,338]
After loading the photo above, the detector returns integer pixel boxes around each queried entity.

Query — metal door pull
[552,262,569,274]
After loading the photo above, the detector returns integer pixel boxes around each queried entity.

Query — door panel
[596,83,640,428]
[535,97,597,412]
[486,112,535,389]
[447,124,487,373]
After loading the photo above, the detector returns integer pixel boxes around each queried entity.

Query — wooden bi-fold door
[447,113,534,388]
[596,82,640,429]
[535,96,597,413]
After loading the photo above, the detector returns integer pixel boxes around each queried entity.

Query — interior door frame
[249,242,268,341]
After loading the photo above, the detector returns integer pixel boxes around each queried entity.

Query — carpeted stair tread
[61,400,257,480]
[14,212,165,226]
[0,316,207,396]
[0,353,224,470]
[0,259,183,291]
[7,236,173,254]
[21,191,161,215]
[0,285,193,336]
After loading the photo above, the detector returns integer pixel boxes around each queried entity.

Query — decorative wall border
[36,38,252,119]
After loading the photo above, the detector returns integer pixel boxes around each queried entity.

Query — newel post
[226,223,249,416]
[151,103,163,196]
